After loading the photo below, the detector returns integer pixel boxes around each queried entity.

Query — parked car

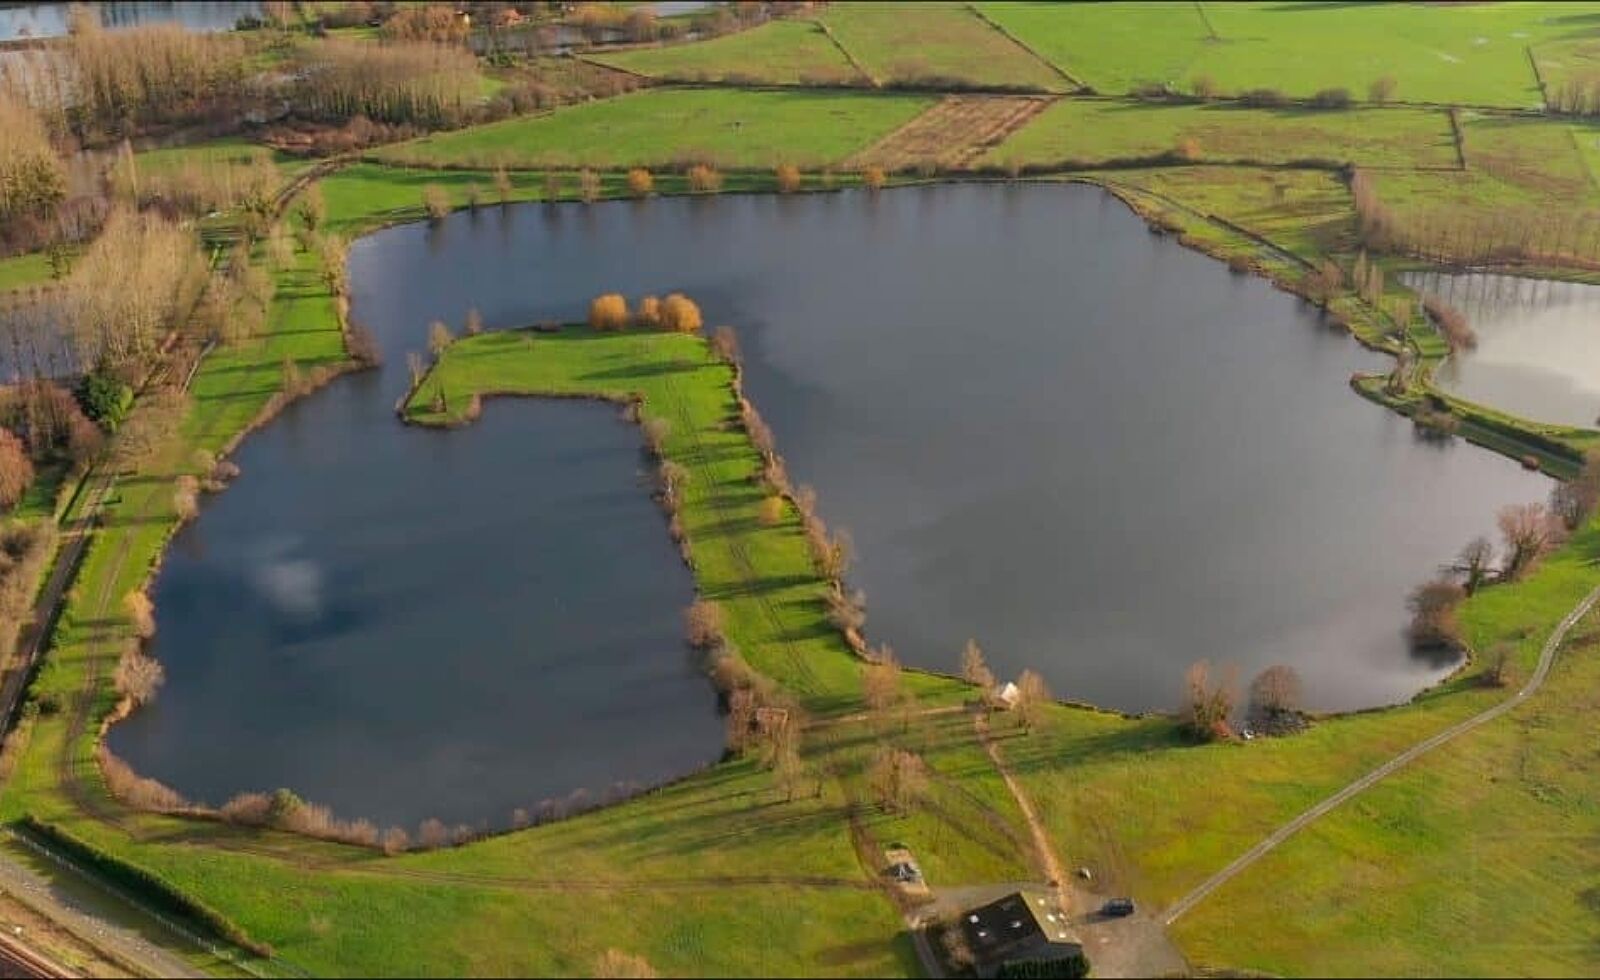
[1100,898,1135,918]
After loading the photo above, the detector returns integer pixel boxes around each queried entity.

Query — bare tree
[1182,660,1236,741]
[1408,577,1466,650]
[1247,665,1301,726]
[825,587,866,634]
[1550,451,1600,531]
[1450,536,1495,595]
[113,643,165,706]
[427,320,454,357]
[1014,668,1050,733]
[463,307,483,337]
[867,747,927,814]
[684,599,724,648]
[123,589,156,639]
[422,185,450,221]
[1498,502,1553,581]
[863,645,903,723]
[960,638,995,693]
[775,163,802,194]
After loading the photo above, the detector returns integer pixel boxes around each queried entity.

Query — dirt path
[1165,582,1600,925]
[973,713,1187,978]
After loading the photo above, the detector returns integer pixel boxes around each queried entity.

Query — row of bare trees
[1352,167,1600,269]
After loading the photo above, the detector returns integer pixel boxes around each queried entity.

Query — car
[1100,898,1135,918]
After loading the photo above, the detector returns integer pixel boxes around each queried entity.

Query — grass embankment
[369,87,935,171]
[977,1,1562,107]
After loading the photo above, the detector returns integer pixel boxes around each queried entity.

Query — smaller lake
[1404,271,1600,429]
[107,392,721,831]
[0,3,259,41]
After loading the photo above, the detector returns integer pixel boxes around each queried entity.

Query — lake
[0,2,258,41]
[112,183,1551,829]
[1404,270,1600,429]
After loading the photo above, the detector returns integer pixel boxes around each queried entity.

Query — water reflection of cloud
[248,538,324,619]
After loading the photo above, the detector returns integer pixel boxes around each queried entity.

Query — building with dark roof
[957,889,1085,978]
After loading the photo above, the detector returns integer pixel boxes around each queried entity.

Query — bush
[687,164,723,194]
[685,600,724,648]
[1309,87,1352,109]
[659,293,702,333]
[0,430,33,511]
[636,295,662,329]
[422,184,450,221]
[775,163,802,194]
[1238,87,1289,108]
[627,168,654,197]
[589,293,630,331]
[1408,578,1466,650]
[863,166,886,191]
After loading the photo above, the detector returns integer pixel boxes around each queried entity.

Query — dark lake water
[1403,271,1600,429]
[107,378,718,830]
[113,183,1551,828]
[0,2,258,40]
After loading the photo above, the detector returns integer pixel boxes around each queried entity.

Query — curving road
[1164,582,1600,925]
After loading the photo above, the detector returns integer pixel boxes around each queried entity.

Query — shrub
[124,589,156,638]
[113,644,165,706]
[494,167,513,204]
[687,164,723,194]
[464,307,483,336]
[659,293,703,333]
[775,163,802,194]
[1182,660,1236,741]
[1247,664,1302,723]
[422,184,450,221]
[863,166,886,191]
[579,168,601,203]
[636,295,662,329]
[825,587,866,633]
[1309,87,1352,109]
[1369,75,1397,104]
[710,325,740,364]
[685,600,724,648]
[1175,137,1201,162]
[627,168,654,197]
[589,293,630,331]
[75,371,133,428]
[1238,87,1288,108]
[1407,578,1466,650]
[0,430,33,511]
[428,319,454,356]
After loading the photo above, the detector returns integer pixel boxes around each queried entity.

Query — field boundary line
[812,17,877,88]
[1165,582,1600,925]
[963,3,1085,92]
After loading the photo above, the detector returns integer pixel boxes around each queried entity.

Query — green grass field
[9,5,1600,969]
[590,17,868,86]
[370,88,935,171]
[986,100,1458,169]
[819,2,1067,92]
[978,1,1566,107]
[0,252,57,293]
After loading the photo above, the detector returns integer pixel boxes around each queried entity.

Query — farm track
[1165,583,1600,925]
[843,95,1053,172]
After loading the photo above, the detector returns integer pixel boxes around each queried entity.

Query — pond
[106,385,720,831]
[0,2,258,41]
[112,183,1551,830]
[1403,270,1600,429]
